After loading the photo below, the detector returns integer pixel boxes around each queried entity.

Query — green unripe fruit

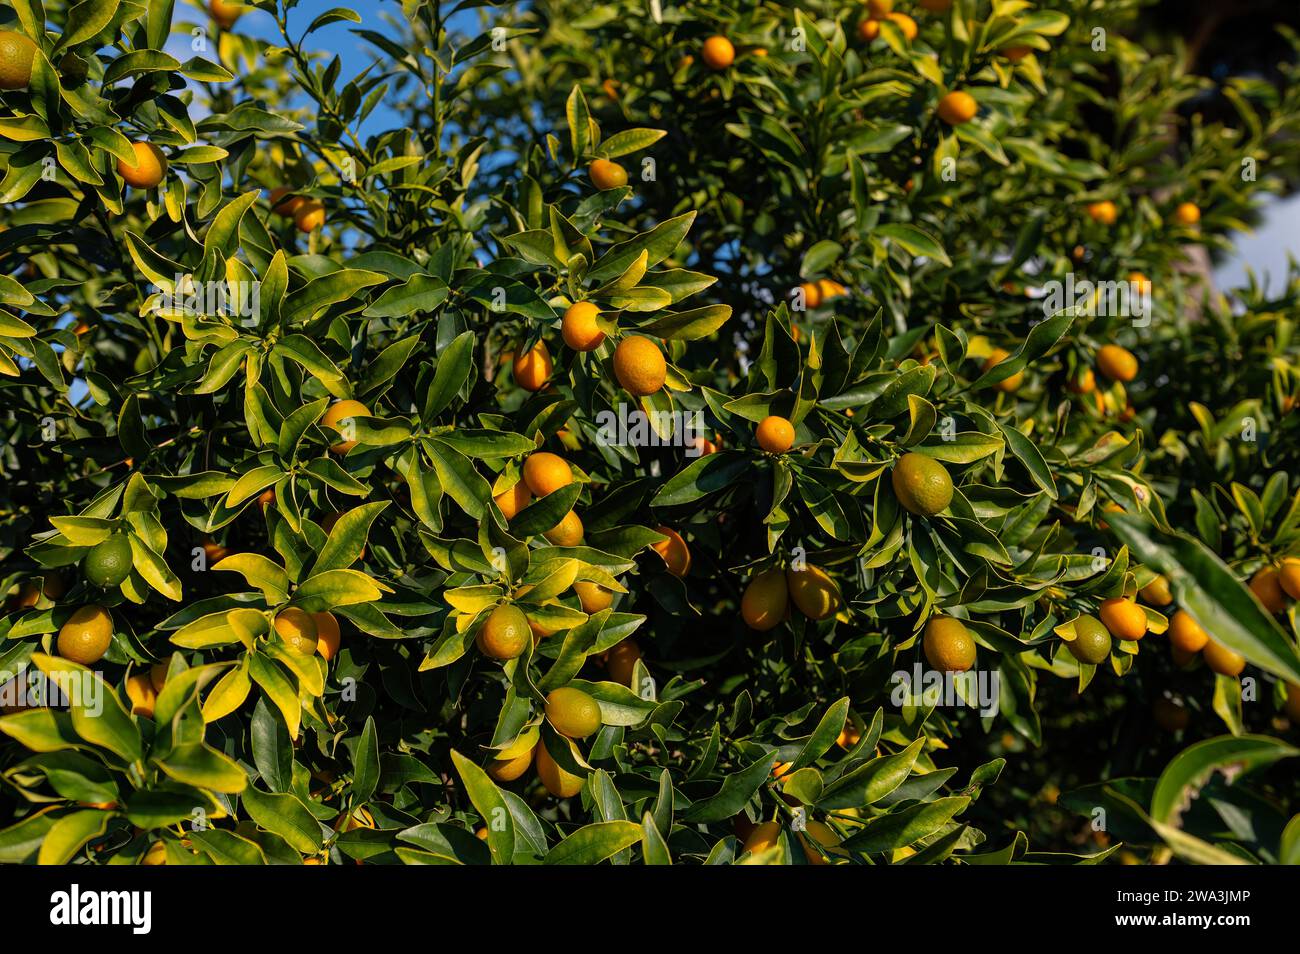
[892,452,954,517]
[84,533,134,588]
[1068,615,1112,665]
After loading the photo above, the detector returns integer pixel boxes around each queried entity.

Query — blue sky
[1215,193,1300,293]
[179,0,414,133]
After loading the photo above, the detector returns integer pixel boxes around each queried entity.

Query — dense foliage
[1,0,1299,866]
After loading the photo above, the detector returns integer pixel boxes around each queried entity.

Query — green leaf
[361,336,421,395]
[282,270,387,325]
[307,7,362,34]
[278,398,330,459]
[636,305,732,340]
[651,450,750,506]
[435,430,535,460]
[212,553,290,603]
[1149,735,1298,825]
[0,812,55,864]
[145,0,175,50]
[241,786,323,854]
[596,128,666,158]
[970,312,1073,390]
[124,231,186,291]
[225,465,283,507]
[188,829,266,865]
[248,655,300,740]
[361,274,449,318]
[567,84,593,161]
[172,145,229,164]
[874,224,951,267]
[171,610,258,651]
[126,788,220,830]
[0,709,82,753]
[1107,515,1300,684]
[841,796,970,853]
[680,753,776,823]
[54,0,120,54]
[954,122,1010,165]
[202,660,252,723]
[48,516,116,546]
[915,432,1003,464]
[55,139,104,185]
[463,277,555,319]
[30,751,118,803]
[641,811,672,865]
[801,240,843,277]
[154,742,249,794]
[544,820,642,865]
[587,213,696,283]
[203,192,259,261]
[500,230,565,269]
[29,655,142,765]
[292,569,384,612]
[422,331,475,421]
[312,502,387,574]
[871,365,937,419]
[820,739,925,809]
[103,49,181,85]
[450,750,514,865]
[0,115,50,142]
[37,811,109,865]
[426,441,490,519]
[275,335,347,395]
[509,483,582,538]
[791,697,850,771]
[999,423,1057,498]
[352,715,381,805]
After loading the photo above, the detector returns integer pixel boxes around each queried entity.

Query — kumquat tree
[1,0,1300,874]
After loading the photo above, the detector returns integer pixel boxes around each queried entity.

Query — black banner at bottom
[1,862,1281,938]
